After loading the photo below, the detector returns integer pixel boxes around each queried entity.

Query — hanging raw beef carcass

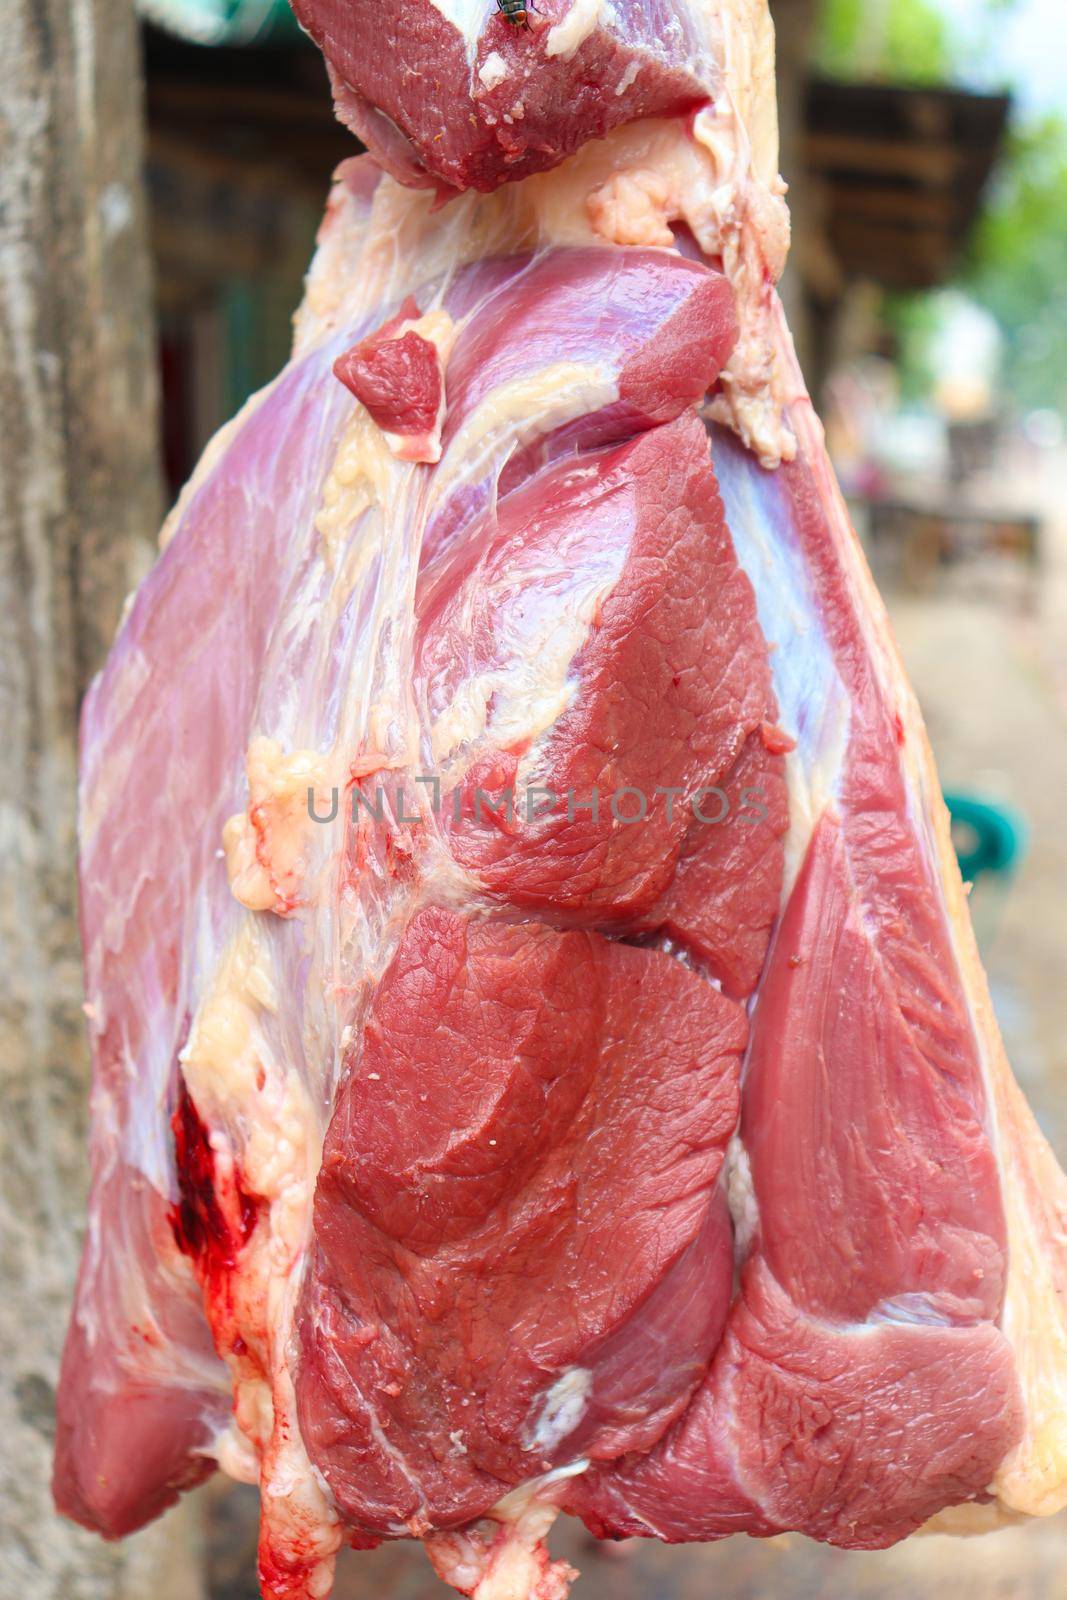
[54,3,1067,1598]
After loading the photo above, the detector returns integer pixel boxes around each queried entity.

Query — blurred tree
[882,291,944,400]
[814,0,1067,416]
[965,115,1067,413]
[814,0,952,83]
[813,0,1028,89]
[877,116,1067,417]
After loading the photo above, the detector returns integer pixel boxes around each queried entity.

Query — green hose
[944,791,1027,885]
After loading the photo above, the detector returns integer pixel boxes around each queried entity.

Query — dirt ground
[210,1474,1067,1600]
[888,441,1067,1165]
[208,442,1067,1600]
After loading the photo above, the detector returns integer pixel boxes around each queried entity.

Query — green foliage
[814,0,953,84]
[882,292,943,401]
[879,119,1067,414]
[813,0,1064,413]
[813,0,1025,87]
[965,116,1067,411]
[815,0,864,73]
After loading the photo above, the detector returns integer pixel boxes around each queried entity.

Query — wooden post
[0,2,203,1594]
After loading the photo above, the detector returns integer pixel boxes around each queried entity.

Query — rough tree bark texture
[0,2,203,1595]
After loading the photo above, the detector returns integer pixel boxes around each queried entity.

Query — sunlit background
[109,0,1067,1593]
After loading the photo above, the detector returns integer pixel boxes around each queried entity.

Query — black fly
[496,0,532,27]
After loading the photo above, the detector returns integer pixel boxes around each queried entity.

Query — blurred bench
[864,497,1042,597]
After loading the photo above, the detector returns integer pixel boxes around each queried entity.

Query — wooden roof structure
[805,77,1012,291]
[143,25,348,307]
[143,29,1011,303]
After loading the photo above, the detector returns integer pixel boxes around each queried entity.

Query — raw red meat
[417,412,785,934]
[288,0,715,194]
[299,907,743,1532]
[55,3,1067,1599]
[334,296,449,462]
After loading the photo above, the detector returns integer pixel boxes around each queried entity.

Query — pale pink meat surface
[55,4,1067,1598]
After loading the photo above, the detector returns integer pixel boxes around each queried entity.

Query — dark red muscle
[417,412,785,958]
[295,907,746,1533]
[290,0,710,195]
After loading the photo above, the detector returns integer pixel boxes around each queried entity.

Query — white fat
[428,359,617,524]
[425,0,493,64]
[403,305,457,359]
[614,58,640,95]
[472,1525,559,1600]
[223,736,332,915]
[429,536,624,773]
[683,3,794,462]
[725,1135,759,1260]
[526,1367,592,1452]
[215,1419,261,1485]
[587,165,676,247]
[493,1459,590,1514]
[423,358,626,776]
[545,0,606,59]
[179,922,319,1251]
[179,920,341,1591]
[690,94,793,468]
[427,1465,588,1600]
[315,403,395,565]
[478,50,509,89]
